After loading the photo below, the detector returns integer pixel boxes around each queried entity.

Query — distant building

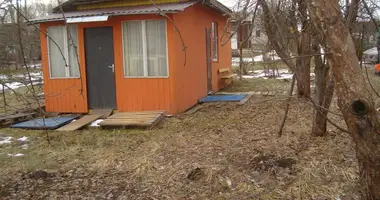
[231,13,268,56]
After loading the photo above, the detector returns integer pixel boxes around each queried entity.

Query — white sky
[218,0,236,8]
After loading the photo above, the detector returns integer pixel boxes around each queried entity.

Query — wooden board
[0,112,36,127]
[0,113,35,122]
[218,68,230,73]
[238,92,254,105]
[184,104,204,115]
[91,109,113,119]
[99,111,166,129]
[57,114,102,131]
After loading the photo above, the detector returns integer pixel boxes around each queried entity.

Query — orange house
[31,0,232,115]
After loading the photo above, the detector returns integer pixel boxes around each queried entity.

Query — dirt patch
[187,167,205,181]
[251,154,296,171]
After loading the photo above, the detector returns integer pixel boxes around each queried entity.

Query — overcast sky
[218,0,236,8]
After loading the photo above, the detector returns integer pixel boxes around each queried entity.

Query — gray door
[84,27,117,109]
[205,28,212,92]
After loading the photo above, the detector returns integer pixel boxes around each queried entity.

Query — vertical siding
[112,15,176,114]
[172,3,232,113]
[40,22,88,113]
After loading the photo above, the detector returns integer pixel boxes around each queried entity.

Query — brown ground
[0,76,366,199]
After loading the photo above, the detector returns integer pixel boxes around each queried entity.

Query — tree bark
[308,0,380,199]
[295,28,311,97]
[295,0,312,97]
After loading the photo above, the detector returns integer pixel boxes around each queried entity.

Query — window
[123,20,168,77]
[256,30,261,37]
[47,25,79,78]
[211,22,218,61]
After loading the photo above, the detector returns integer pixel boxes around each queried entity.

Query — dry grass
[5,64,380,198]
[222,78,291,93]
[0,87,360,199]
[0,86,44,114]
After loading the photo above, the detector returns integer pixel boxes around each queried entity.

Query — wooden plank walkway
[99,111,166,129]
[238,92,254,105]
[57,114,102,131]
[91,109,113,119]
[0,112,35,127]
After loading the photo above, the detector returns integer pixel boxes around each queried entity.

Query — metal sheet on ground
[57,114,103,131]
[10,116,78,130]
[199,95,247,103]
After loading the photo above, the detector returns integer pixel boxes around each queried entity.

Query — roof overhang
[29,1,197,24]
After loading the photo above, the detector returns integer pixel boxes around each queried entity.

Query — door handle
[108,64,115,73]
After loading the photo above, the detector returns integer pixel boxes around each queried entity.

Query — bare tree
[308,0,380,198]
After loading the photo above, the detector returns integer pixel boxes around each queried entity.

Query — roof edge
[53,0,232,15]
[204,0,232,15]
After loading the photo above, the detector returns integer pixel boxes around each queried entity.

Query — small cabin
[30,0,232,114]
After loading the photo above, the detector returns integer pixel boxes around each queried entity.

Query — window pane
[48,26,66,78]
[67,25,80,77]
[212,22,218,60]
[123,21,144,77]
[146,20,168,77]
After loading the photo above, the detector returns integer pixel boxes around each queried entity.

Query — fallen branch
[277,74,295,136]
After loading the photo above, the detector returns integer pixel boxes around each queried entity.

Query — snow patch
[232,52,282,66]
[90,119,104,127]
[7,153,24,157]
[17,136,28,142]
[0,136,12,145]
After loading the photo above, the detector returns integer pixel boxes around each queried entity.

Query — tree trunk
[308,0,380,199]
[312,45,328,136]
[312,70,335,136]
[295,32,311,97]
[239,25,243,80]
[295,0,312,97]
[311,36,335,137]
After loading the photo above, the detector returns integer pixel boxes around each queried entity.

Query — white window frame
[47,25,80,79]
[122,19,169,78]
[212,21,219,62]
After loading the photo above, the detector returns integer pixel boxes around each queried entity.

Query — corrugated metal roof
[29,1,197,24]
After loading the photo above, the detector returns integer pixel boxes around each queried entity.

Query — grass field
[2,64,380,199]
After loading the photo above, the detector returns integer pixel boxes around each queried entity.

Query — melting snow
[0,136,12,145]
[0,72,43,91]
[90,119,104,127]
[7,153,24,157]
[232,53,282,67]
[21,144,29,149]
[241,69,294,80]
[17,136,28,142]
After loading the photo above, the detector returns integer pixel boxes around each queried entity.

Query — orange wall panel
[172,3,232,113]
[40,22,88,113]
[111,15,176,114]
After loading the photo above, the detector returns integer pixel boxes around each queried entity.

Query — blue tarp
[199,95,247,103]
[11,116,78,130]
